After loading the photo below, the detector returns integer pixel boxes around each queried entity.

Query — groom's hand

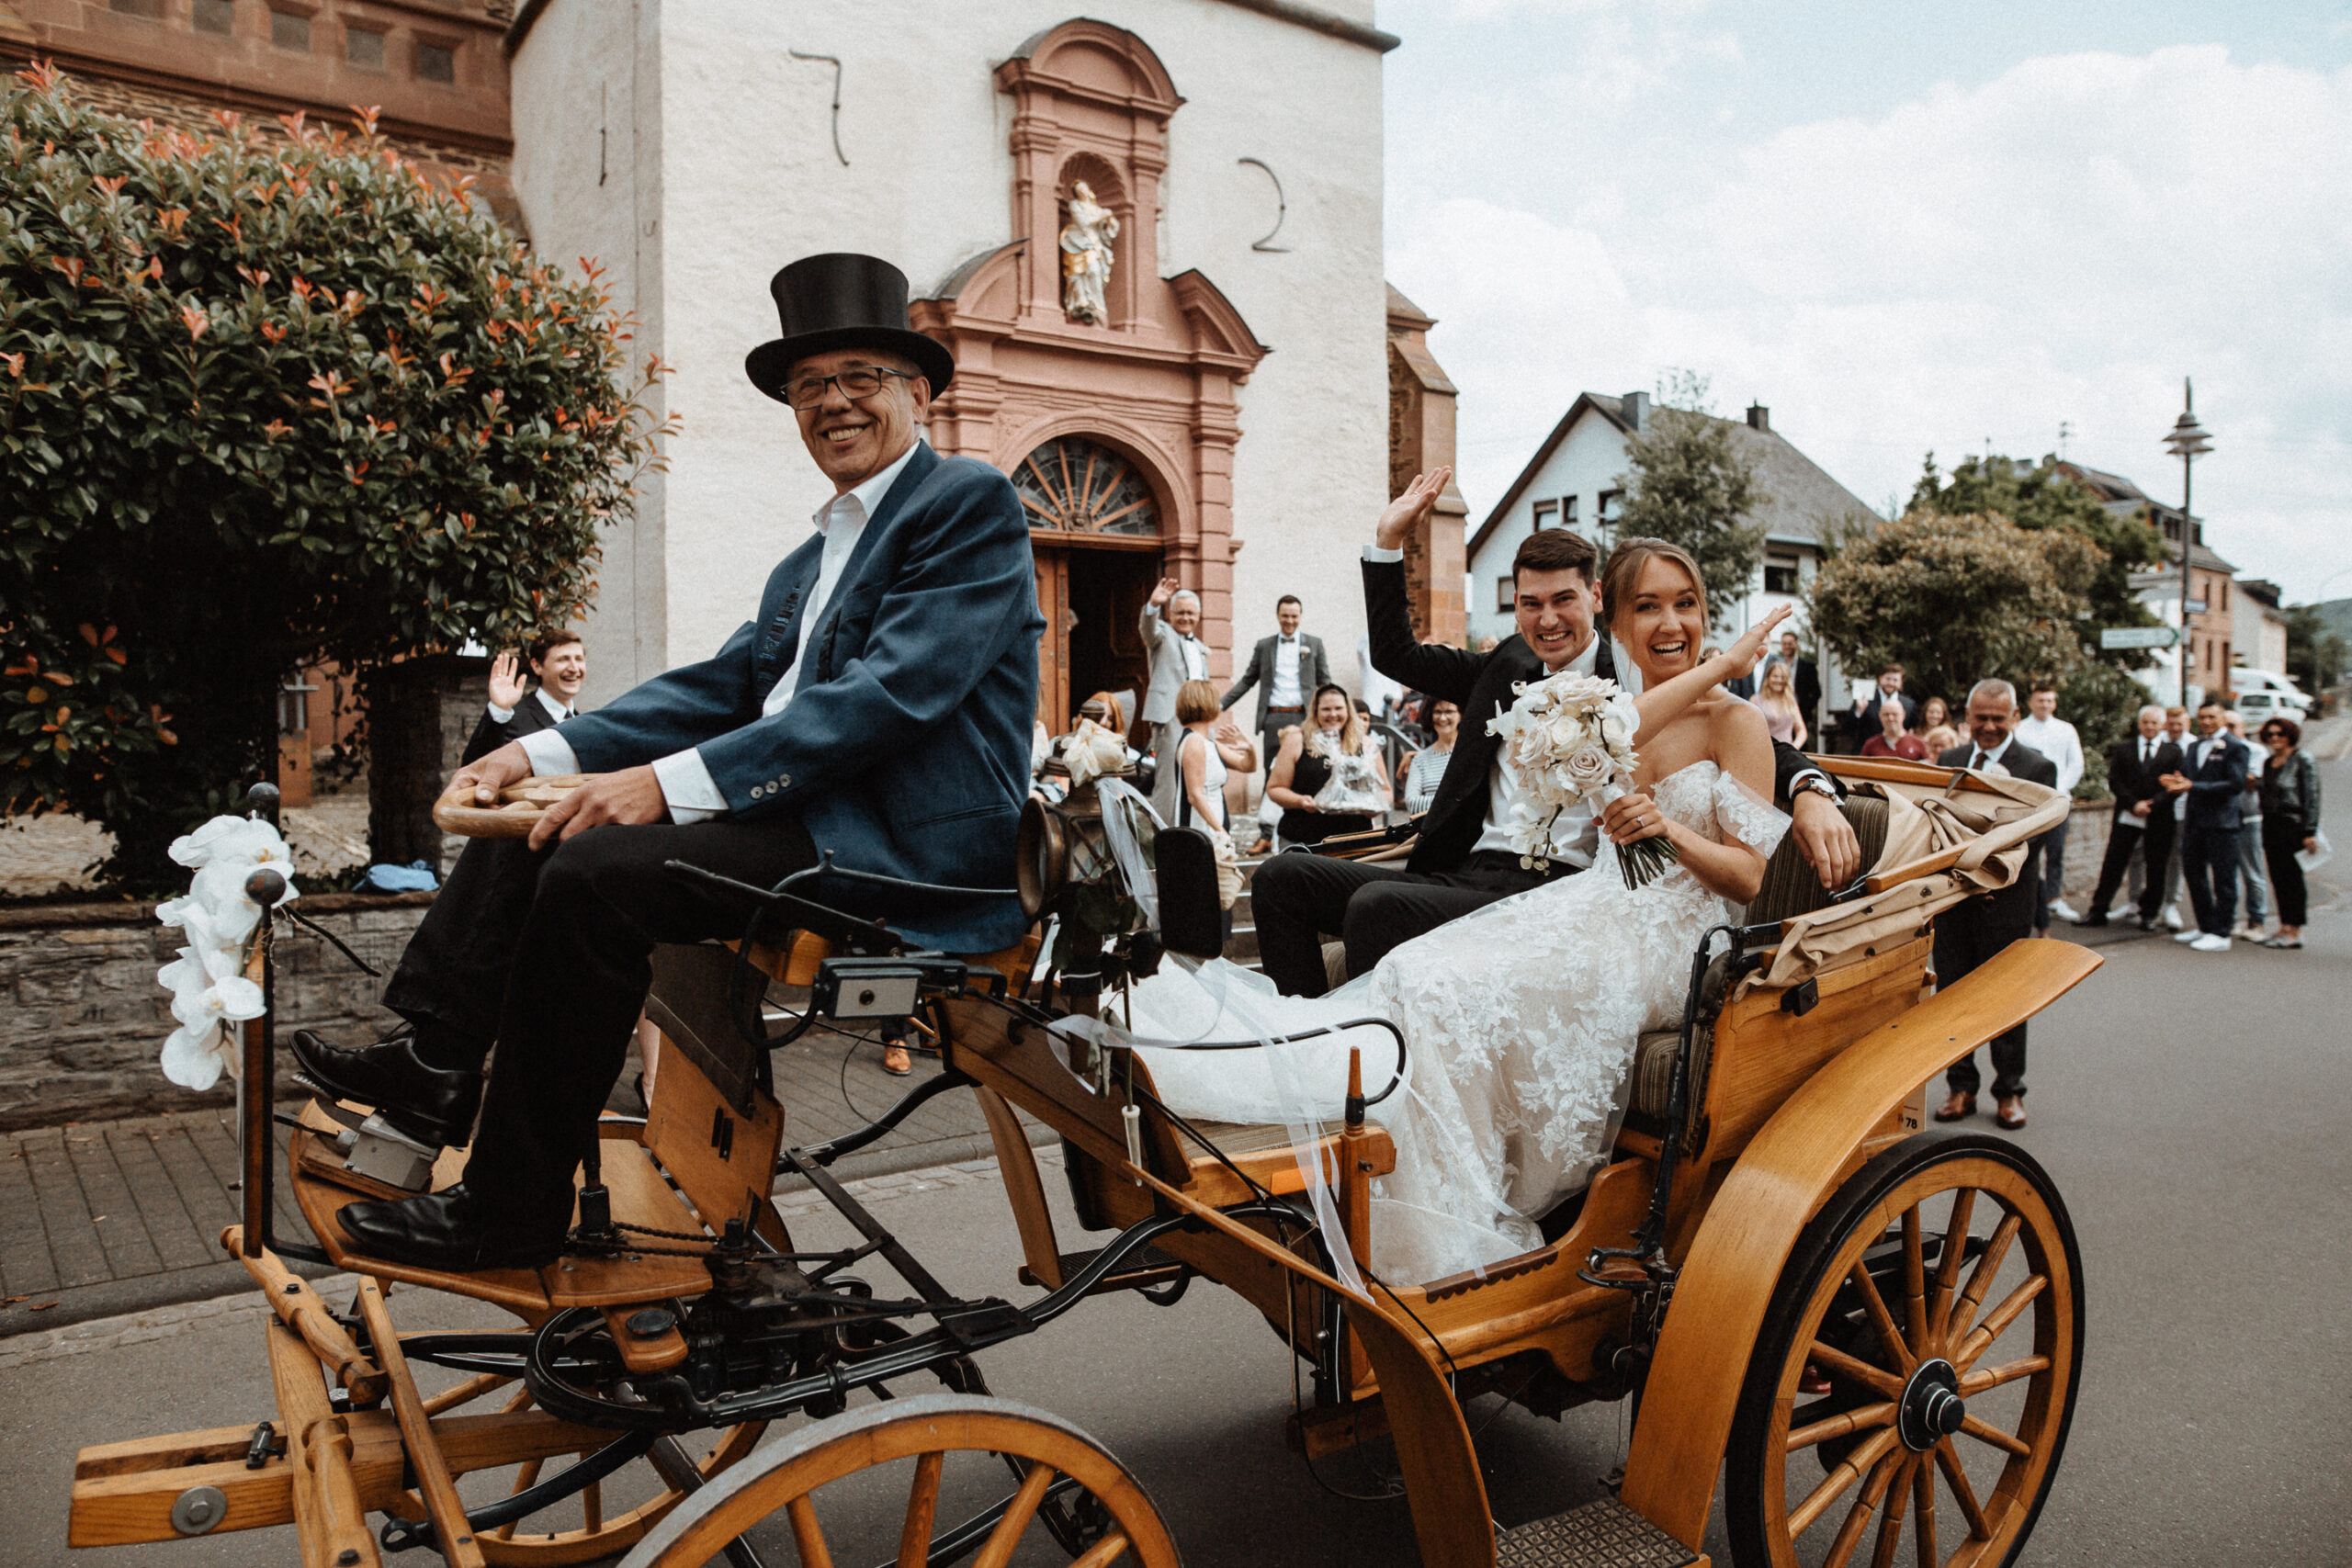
[1790,789,1861,888]
[529,764,668,850]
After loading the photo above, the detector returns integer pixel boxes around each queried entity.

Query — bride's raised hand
[1374,467,1453,551]
[1718,604,1793,679]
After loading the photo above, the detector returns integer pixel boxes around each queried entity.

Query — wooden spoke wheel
[1725,1132,2083,1568]
[407,1369,767,1566]
[617,1393,1182,1568]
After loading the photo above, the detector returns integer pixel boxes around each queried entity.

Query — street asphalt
[4,745,2345,1566]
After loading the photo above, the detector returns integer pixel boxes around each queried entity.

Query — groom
[1250,471,1861,996]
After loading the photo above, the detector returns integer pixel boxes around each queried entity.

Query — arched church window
[1013,436,1159,537]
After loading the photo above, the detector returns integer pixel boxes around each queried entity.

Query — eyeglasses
[784,366,915,410]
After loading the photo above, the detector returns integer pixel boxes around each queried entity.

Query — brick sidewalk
[0,1032,1042,1338]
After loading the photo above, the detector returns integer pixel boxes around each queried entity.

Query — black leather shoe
[290,1027,482,1149]
[338,1183,567,1272]
[2073,910,2109,928]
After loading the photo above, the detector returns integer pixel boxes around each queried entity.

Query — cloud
[1391,43,2352,600]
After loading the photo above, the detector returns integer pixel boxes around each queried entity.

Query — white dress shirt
[1180,635,1208,682]
[518,440,926,822]
[1270,635,1304,708]
[2014,714,2083,793]
[1967,733,2017,774]
[487,687,576,727]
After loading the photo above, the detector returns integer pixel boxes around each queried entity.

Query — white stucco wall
[506,0,667,708]
[513,0,1388,690]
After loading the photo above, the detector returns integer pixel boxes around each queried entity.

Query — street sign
[2183,598,2208,615]
[2101,626,2180,650]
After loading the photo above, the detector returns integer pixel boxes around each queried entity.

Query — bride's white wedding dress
[1131,761,1788,1285]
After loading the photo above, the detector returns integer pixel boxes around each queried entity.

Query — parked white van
[2235,689,2309,728]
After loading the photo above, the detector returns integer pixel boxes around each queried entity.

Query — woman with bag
[1265,683,1391,847]
[2256,717,2322,949]
[1172,680,1256,940]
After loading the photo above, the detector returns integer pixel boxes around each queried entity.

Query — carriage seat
[1740,791,1890,926]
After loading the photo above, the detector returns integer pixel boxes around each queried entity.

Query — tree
[1612,371,1765,629]
[1,65,673,886]
[2283,604,2347,698]
[1907,452,2170,674]
[1804,508,2104,721]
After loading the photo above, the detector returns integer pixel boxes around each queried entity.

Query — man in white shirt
[1248,467,1860,996]
[2013,682,2085,926]
[1223,595,1332,800]
[309,254,1043,1271]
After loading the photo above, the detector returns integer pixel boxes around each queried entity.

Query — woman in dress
[1265,683,1390,846]
[1137,537,1788,1284]
[1400,699,1460,814]
[1752,658,1807,748]
[1170,680,1258,935]
[2256,717,2321,949]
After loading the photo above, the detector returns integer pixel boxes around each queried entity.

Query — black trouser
[1939,878,2034,1100]
[2262,818,2310,927]
[2179,821,2238,938]
[2087,814,2171,920]
[385,816,818,1212]
[1250,848,1560,997]
[1259,707,1305,783]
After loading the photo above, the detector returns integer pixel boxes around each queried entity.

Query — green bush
[0,64,672,886]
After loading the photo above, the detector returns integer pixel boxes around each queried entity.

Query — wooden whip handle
[429,773,594,839]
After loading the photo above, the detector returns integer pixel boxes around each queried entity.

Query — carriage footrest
[1497,1496,1700,1567]
[1017,1244,1184,1295]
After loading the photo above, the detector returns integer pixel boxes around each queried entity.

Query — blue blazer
[2177,733,2251,832]
[553,444,1045,952]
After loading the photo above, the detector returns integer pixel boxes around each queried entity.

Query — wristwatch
[1791,774,1839,806]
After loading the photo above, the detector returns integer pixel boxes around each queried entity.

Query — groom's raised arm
[1362,554,1483,703]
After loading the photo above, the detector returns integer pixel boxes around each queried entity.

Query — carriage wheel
[617,1393,1182,1568]
[402,1371,767,1566]
[1724,1131,2083,1568]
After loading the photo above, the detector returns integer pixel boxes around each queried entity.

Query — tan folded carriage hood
[1755,757,2072,991]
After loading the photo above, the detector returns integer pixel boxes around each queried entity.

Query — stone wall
[365,654,491,877]
[2057,798,2113,907]
[0,893,430,1132]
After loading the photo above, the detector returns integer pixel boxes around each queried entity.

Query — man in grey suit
[1221,594,1331,780]
[1140,577,1214,822]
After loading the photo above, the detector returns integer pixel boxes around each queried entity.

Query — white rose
[1559,743,1614,795]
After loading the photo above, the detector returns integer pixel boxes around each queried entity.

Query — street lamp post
[2163,378,2213,707]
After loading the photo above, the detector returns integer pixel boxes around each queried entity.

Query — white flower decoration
[153,812,295,1091]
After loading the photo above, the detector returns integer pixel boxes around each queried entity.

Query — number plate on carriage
[812,958,926,1019]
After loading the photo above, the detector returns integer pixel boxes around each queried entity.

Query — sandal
[882,1043,913,1076]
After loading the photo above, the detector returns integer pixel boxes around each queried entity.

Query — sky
[1379,0,2352,604]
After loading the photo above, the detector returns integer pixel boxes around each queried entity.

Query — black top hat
[744,253,955,404]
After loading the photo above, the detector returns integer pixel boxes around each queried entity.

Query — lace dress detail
[1135,762,1787,1285]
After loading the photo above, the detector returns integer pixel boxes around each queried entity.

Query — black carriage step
[1497,1497,1699,1567]
[1017,1243,1184,1295]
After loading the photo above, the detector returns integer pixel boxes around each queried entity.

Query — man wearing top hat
[300,254,1045,1270]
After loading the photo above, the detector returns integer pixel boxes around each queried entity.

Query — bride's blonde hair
[1600,537,1708,641]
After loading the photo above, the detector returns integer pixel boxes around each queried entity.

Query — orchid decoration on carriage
[151,814,298,1090]
[1487,670,1679,889]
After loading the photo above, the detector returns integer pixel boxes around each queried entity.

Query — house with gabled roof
[2053,460,2241,705]
[1464,393,1878,716]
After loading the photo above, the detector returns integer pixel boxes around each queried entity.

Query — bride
[1131,532,1791,1285]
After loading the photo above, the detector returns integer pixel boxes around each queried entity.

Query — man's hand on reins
[1790,787,1861,889]
[528,764,668,850]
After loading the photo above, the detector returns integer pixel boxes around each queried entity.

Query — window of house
[1596,490,1624,543]
[346,26,385,68]
[1763,554,1800,595]
[1560,495,1578,528]
[415,39,456,81]
[1532,499,1557,530]
[108,0,164,18]
[1497,577,1515,613]
[270,8,310,50]
[194,0,234,32]
[2220,580,2229,611]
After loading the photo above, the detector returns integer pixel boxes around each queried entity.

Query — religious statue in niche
[1058,181,1119,325]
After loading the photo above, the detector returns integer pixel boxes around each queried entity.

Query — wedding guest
[464,628,585,763]
[1917,695,1960,757]
[1169,680,1255,941]
[1222,593,1330,784]
[1247,724,1301,855]
[1752,659,1808,747]
[2220,710,2270,933]
[1713,647,1757,701]
[2014,682,2086,927]
[2079,704,2182,930]
[2135,705,2193,928]
[2159,702,2250,953]
[1266,683,1388,847]
[1400,699,1461,814]
[1860,696,1928,760]
[1848,664,1918,751]
[2256,717,2321,949]
[1476,635,1500,654]
[1769,630,1823,733]
[1140,578,1213,819]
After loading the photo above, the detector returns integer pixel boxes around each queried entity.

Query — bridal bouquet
[1487,671,1679,889]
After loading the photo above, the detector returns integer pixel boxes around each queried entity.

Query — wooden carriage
[67,757,2097,1568]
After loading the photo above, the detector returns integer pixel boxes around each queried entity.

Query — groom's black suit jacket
[1363,558,1821,877]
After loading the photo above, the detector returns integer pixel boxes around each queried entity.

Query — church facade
[505,0,1432,725]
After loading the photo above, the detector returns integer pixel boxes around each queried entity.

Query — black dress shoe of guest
[290,1027,482,1149]
[339,1183,567,1272]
